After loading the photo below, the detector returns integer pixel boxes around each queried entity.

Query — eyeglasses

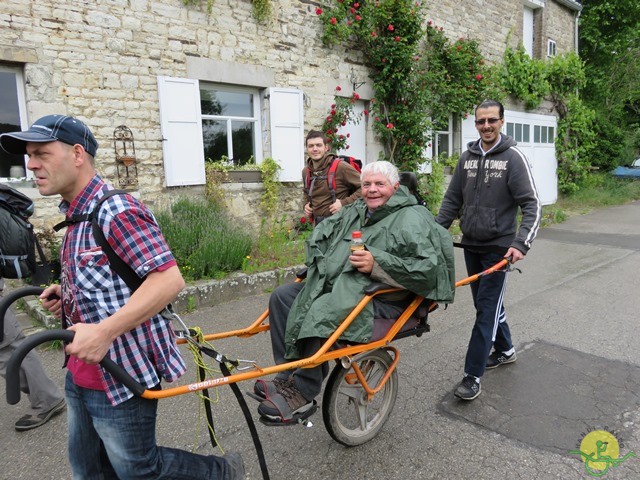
[475,117,502,126]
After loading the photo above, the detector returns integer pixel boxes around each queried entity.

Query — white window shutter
[157,76,206,186]
[269,88,304,182]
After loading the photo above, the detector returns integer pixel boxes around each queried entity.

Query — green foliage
[182,0,271,22]
[317,1,496,172]
[579,0,640,164]
[252,0,271,23]
[241,217,307,274]
[501,44,550,110]
[555,94,597,194]
[156,198,252,281]
[321,87,362,152]
[258,157,282,216]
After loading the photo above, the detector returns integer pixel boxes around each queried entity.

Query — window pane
[534,125,540,143]
[515,123,522,142]
[523,124,530,143]
[231,121,255,166]
[507,123,514,137]
[202,119,228,161]
[437,133,449,157]
[541,126,548,143]
[200,89,223,116]
[0,72,25,177]
[548,126,555,143]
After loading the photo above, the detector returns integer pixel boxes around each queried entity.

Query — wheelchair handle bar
[0,286,47,344]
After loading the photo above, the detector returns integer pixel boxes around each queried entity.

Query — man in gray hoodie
[436,100,541,401]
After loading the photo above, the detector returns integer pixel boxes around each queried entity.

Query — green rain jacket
[284,186,455,359]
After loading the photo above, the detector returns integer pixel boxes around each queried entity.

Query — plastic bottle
[350,231,365,252]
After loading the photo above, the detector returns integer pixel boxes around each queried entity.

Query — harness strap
[198,346,271,480]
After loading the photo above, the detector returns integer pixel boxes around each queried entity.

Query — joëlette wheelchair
[3,259,508,449]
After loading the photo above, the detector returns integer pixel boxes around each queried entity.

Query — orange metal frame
[140,258,509,401]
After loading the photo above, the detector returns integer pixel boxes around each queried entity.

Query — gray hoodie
[436,134,541,254]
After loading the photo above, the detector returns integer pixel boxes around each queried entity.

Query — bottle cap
[352,231,362,239]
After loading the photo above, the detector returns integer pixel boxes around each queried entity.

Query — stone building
[0,0,581,230]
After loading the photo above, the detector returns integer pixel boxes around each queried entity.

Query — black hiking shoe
[252,377,289,400]
[454,376,481,401]
[257,379,315,423]
[486,350,517,369]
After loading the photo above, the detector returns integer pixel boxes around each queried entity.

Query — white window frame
[547,39,557,57]
[0,65,30,180]
[200,83,263,165]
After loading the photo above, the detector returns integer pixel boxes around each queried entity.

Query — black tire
[322,348,398,447]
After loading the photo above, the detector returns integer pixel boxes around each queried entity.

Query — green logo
[569,428,636,477]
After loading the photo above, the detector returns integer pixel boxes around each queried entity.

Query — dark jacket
[435,134,541,254]
[284,186,455,359]
[302,153,361,219]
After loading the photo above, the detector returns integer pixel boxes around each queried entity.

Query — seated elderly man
[255,161,455,423]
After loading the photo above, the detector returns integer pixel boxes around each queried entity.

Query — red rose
[331,109,337,115]
[395,36,400,42]
[371,31,377,37]
[335,86,342,91]
[363,109,369,115]
[330,17,337,25]
[355,14,362,21]
[353,93,360,100]
[315,7,323,15]
[388,24,394,31]
[350,7,356,13]
[354,2,360,7]
[300,217,307,224]
[475,74,483,80]
[386,123,394,129]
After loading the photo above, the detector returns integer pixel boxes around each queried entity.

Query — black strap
[90,190,143,291]
[219,361,271,480]
[54,190,143,291]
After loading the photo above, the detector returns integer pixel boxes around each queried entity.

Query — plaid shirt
[60,175,186,405]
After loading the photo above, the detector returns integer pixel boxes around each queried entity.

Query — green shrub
[156,198,252,280]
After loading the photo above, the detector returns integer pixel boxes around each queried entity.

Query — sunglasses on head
[474,117,502,126]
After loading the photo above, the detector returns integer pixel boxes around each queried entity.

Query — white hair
[360,161,399,185]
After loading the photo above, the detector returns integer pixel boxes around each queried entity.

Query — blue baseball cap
[0,114,98,157]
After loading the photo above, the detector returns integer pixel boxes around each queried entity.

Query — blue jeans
[463,250,512,379]
[65,372,230,479]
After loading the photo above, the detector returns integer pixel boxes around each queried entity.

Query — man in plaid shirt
[0,115,244,479]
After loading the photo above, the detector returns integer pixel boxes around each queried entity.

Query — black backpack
[0,184,48,280]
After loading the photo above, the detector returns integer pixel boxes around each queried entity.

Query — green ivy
[316,1,496,172]
[258,157,282,216]
[501,45,550,110]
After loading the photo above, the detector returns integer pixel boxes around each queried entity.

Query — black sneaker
[15,398,66,431]
[486,350,517,369]
[454,376,481,401]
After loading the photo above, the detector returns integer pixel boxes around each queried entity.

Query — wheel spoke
[338,383,362,401]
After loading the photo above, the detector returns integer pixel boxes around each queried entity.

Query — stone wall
[1,0,577,230]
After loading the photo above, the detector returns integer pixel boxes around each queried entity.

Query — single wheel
[322,348,398,447]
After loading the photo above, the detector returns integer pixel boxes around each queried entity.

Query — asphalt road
[1,200,639,479]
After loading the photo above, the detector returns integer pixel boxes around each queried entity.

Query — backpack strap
[53,189,143,292]
[327,158,341,203]
[89,190,144,292]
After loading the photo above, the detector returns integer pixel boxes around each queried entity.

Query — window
[200,84,262,167]
[431,117,452,158]
[533,125,555,144]
[158,77,304,186]
[0,65,28,178]
[547,39,557,57]
[506,122,531,143]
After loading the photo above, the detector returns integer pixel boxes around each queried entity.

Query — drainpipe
[574,8,581,54]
